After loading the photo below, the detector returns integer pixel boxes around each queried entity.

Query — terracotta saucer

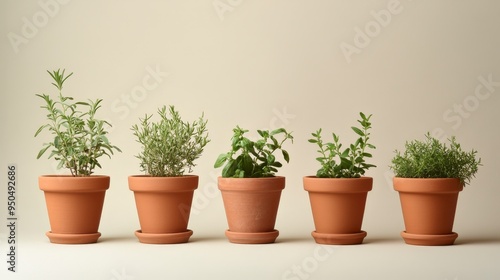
[225,229,279,244]
[311,230,367,245]
[46,231,101,244]
[134,229,193,244]
[401,231,458,246]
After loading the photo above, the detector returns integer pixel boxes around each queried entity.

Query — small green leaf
[366,143,376,149]
[34,124,49,137]
[242,154,254,174]
[266,143,278,150]
[222,159,236,177]
[351,127,364,137]
[257,130,268,138]
[240,137,251,149]
[362,163,377,169]
[282,150,290,163]
[270,128,286,135]
[341,148,350,157]
[36,145,51,159]
[214,153,228,168]
[332,133,339,143]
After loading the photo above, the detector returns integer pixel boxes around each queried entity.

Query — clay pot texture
[129,175,198,234]
[38,175,109,244]
[393,178,463,245]
[218,176,285,243]
[303,176,372,244]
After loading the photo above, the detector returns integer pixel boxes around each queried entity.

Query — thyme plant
[390,133,481,186]
[35,69,121,176]
[214,126,293,178]
[308,112,376,178]
[131,105,210,177]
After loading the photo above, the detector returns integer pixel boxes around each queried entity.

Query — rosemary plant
[131,105,210,177]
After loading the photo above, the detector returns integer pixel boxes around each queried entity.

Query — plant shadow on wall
[129,105,210,244]
[214,127,294,244]
[390,133,481,246]
[303,112,376,245]
[35,69,121,244]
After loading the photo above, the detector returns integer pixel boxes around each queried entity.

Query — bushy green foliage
[35,69,121,176]
[214,126,293,178]
[308,112,376,178]
[131,105,209,177]
[390,133,481,186]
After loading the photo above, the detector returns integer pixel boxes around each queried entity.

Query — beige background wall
[1,1,499,279]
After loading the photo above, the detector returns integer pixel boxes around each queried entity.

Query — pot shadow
[274,236,315,244]
[98,235,137,243]
[99,234,227,244]
[188,235,227,243]
[454,236,500,245]
[362,237,400,245]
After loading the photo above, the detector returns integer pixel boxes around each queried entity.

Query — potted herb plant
[390,133,481,245]
[35,69,121,244]
[303,112,376,245]
[214,126,293,244]
[129,105,209,244]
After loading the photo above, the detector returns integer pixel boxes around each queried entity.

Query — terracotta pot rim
[393,177,463,193]
[303,176,373,193]
[39,175,110,192]
[303,176,373,180]
[129,175,198,192]
[128,174,199,178]
[218,176,285,192]
[39,175,110,178]
[218,175,285,180]
[394,177,461,181]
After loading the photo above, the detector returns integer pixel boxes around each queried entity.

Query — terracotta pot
[303,176,372,245]
[218,176,285,244]
[129,175,198,244]
[393,177,463,245]
[38,175,109,244]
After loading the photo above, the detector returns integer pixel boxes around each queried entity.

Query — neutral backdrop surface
[1,1,499,279]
